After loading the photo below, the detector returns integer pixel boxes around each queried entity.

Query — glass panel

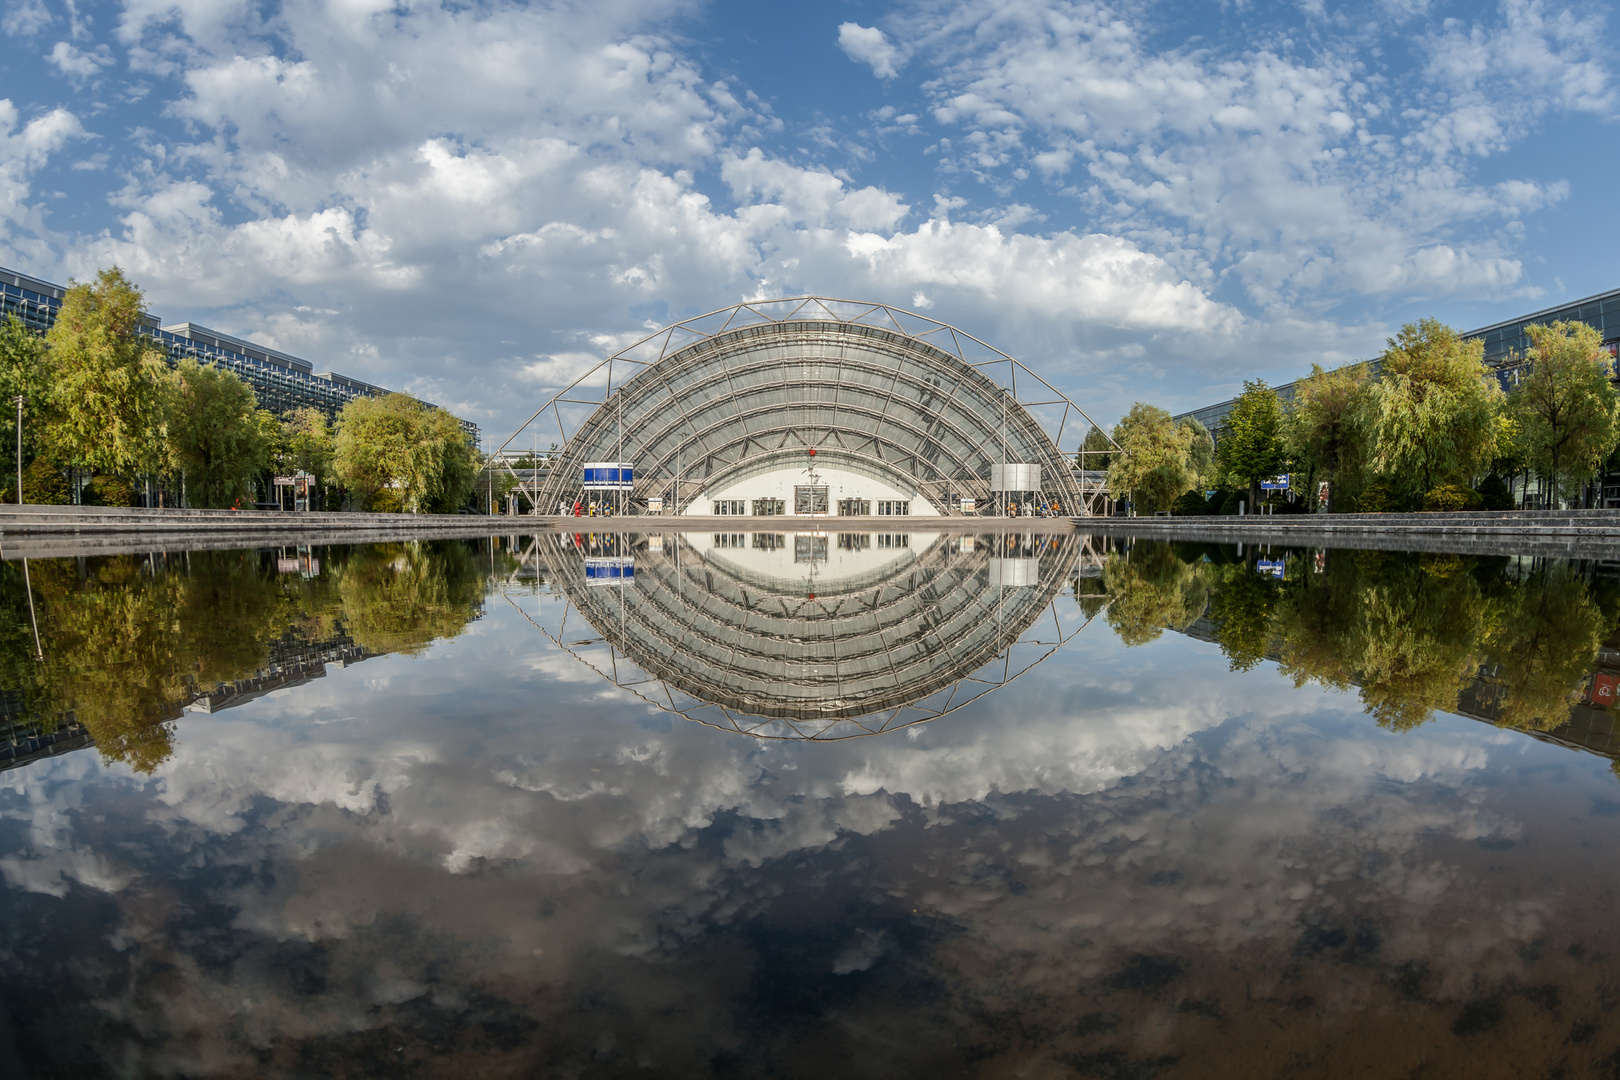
[794,486,828,514]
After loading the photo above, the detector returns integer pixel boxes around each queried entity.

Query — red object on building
[1593,673,1618,706]
[808,448,816,456]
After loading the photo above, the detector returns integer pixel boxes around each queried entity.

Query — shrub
[1260,495,1304,514]
[19,458,68,505]
[85,475,135,507]
[1359,478,1404,513]
[1171,489,1211,516]
[1476,473,1514,511]
[1218,491,1245,515]
[1422,483,1485,512]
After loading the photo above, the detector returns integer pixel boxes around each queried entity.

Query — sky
[0,0,1615,441]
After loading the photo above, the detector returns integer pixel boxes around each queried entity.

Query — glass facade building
[1174,286,1620,435]
[0,265,478,444]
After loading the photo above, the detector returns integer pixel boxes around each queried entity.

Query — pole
[21,557,42,660]
[14,394,22,505]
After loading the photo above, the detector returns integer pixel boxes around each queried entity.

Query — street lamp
[13,394,22,506]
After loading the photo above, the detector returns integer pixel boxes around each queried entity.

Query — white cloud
[838,22,904,80]
[46,40,113,83]
[901,0,1610,307]
[2,0,50,37]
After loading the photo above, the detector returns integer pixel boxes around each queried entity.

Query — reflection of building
[507,298,1113,517]
[0,264,478,442]
[509,529,1097,739]
[0,628,378,772]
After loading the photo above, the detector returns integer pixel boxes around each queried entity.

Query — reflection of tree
[1207,563,1280,672]
[26,558,190,773]
[1101,547,1208,646]
[1271,554,1366,693]
[1,541,493,773]
[337,542,485,655]
[1107,542,1617,739]
[1481,563,1604,731]
[1355,560,1483,731]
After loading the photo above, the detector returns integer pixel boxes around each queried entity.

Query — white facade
[681,464,941,517]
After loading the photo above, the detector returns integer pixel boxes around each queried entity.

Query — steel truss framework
[497,529,1111,741]
[501,298,1118,516]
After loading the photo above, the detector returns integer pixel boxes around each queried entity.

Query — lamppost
[13,394,22,506]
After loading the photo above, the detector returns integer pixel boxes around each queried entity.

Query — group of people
[1003,500,1062,517]
[565,499,615,517]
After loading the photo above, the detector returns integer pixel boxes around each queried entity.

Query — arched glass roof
[503,298,1112,514]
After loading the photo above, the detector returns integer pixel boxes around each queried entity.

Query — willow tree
[1106,403,1193,514]
[1504,321,1620,507]
[166,358,269,508]
[1368,319,1501,499]
[1285,362,1372,511]
[1178,416,1215,491]
[41,267,171,488]
[335,393,478,513]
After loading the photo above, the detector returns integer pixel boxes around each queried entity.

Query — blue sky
[0,0,1614,438]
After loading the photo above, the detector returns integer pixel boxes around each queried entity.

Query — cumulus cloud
[0,0,1607,437]
[838,22,904,80]
[901,0,1610,307]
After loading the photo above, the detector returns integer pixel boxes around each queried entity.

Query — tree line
[0,267,480,511]
[0,539,503,772]
[1095,318,1619,514]
[1086,540,1615,739]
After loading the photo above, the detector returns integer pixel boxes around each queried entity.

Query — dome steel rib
[500,298,1114,516]
[501,530,1109,740]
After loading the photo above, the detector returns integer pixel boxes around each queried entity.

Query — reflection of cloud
[0,600,1612,1075]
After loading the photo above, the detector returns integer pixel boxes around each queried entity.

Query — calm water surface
[3,531,1620,1078]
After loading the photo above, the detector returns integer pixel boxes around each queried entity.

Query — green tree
[1078,424,1115,471]
[1178,417,1215,490]
[1106,403,1192,514]
[1368,319,1502,499]
[0,315,48,497]
[1285,362,1372,511]
[334,393,478,513]
[1503,321,1620,508]
[40,267,170,486]
[283,406,337,508]
[1215,381,1284,510]
[166,358,269,508]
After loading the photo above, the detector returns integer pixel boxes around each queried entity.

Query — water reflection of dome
[507,529,1102,740]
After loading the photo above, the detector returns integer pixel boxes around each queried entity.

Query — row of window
[710,533,914,555]
[709,488,910,516]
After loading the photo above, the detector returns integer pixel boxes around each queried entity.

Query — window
[877,534,910,549]
[712,533,747,548]
[751,533,786,551]
[837,498,870,516]
[877,500,910,516]
[837,533,871,550]
[712,500,746,515]
[794,485,829,514]
[794,535,829,563]
[752,498,786,516]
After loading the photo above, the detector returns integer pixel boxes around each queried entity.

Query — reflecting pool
[3,532,1620,1077]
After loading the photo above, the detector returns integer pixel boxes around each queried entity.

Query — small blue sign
[1256,558,1285,578]
[1260,475,1289,491]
